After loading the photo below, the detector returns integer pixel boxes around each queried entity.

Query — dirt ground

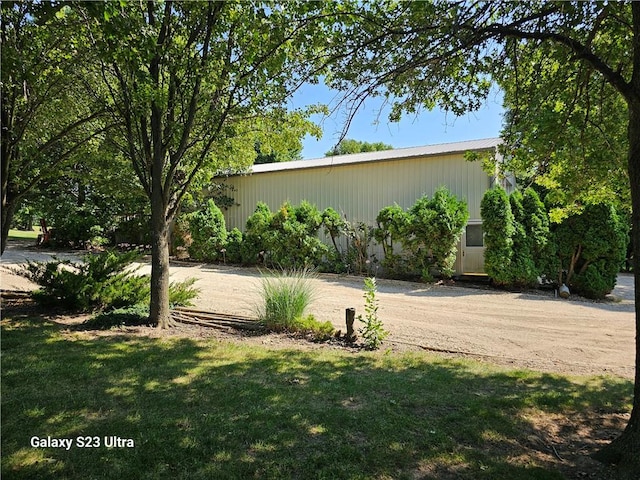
[1,241,635,379]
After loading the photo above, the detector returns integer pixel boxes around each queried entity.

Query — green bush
[23,251,148,310]
[508,190,538,288]
[241,202,273,264]
[45,205,83,245]
[403,195,436,278]
[115,215,151,246]
[481,187,515,286]
[522,188,553,281]
[224,227,244,264]
[480,187,552,289]
[50,222,110,249]
[423,188,469,278]
[403,187,468,280]
[188,199,228,261]
[572,262,617,300]
[501,188,554,288]
[241,201,328,269]
[480,188,626,298]
[168,277,199,307]
[549,202,627,299]
[374,204,409,277]
[269,201,328,269]
[257,269,317,332]
[293,200,323,233]
[321,207,347,261]
[21,250,199,311]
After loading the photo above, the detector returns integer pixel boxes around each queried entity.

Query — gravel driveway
[1,242,635,378]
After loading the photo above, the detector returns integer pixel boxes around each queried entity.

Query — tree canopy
[253,111,322,164]
[325,138,393,156]
[320,0,640,472]
[0,2,109,253]
[498,32,630,220]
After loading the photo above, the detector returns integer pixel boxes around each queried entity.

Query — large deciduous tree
[0,2,107,254]
[323,1,640,473]
[79,1,322,328]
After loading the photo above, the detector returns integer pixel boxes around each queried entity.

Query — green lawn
[1,312,632,480]
[8,228,39,240]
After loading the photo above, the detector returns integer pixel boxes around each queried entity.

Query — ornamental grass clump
[258,269,332,339]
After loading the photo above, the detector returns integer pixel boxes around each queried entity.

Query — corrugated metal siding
[221,150,492,274]
[225,154,489,227]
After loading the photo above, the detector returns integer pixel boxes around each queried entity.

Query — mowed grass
[8,228,39,240]
[1,313,633,480]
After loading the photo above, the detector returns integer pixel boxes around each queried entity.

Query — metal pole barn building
[218,137,513,275]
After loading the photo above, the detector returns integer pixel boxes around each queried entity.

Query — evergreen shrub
[224,227,244,264]
[188,199,227,261]
[321,207,348,271]
[423,187,469,278]
[521,188,554,281]
[374,204,409,277]
[241,201,328,268]
[480,187,515,287]
[21,250,199,311]
[84,305,152,329]
[549,202,627,299]
[241,202,273,264]
[508,190,538,288]
[403,187,468,280]
[269,201,327,268]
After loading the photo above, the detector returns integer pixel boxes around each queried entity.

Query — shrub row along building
[219,137,514,275]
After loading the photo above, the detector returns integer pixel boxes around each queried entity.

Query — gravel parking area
[1,241,635,378]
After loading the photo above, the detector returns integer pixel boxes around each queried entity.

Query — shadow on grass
[1,312,633,480]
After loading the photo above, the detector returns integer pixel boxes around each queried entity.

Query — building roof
[246,137,502,175]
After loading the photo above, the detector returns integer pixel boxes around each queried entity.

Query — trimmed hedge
[481,186,625,298]
[481,187,515,287]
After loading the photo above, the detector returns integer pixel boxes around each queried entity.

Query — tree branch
[13,122,116,199]
[483,23,632,100]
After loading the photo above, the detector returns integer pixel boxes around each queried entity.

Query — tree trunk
[1,198,16,255]
[149,187,172,329]
[593,85,640,478]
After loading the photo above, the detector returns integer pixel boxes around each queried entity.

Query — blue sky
[290,82,506,160]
